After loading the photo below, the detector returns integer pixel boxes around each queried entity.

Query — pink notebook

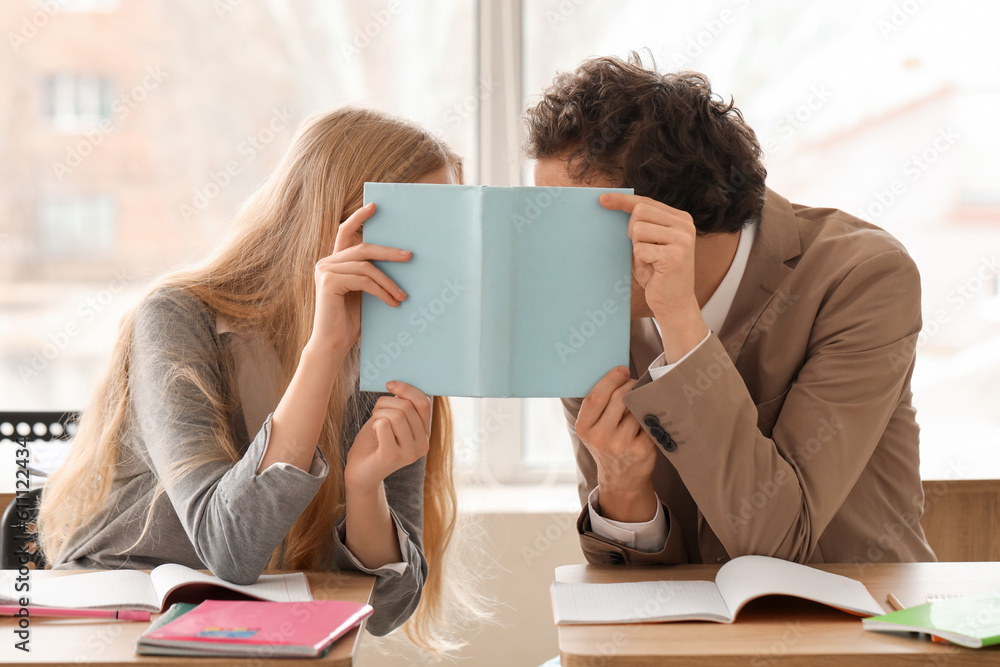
[141,599,374,658]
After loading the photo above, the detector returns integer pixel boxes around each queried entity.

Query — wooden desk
[556,562,1000,666]
[0,569,375,665]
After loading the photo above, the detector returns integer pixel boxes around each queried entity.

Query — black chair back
[0,488,44,569]
[0,411,80,569]
[0,411,79,445]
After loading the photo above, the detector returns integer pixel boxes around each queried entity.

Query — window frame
[42,73,113,131]
[468,0,576,485]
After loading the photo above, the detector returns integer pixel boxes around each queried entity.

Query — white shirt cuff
[587,487,668,553]
[336,510,410,575]
[647,331,712,381]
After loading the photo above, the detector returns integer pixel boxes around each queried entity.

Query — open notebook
[0,563,312,613]
[551,555,885,624]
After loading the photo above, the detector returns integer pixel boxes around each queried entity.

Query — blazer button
[643,415,660,428]
[662,435,677,453]
[649,426,666,439]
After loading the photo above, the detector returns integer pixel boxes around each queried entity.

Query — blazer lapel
[716,188,802,368]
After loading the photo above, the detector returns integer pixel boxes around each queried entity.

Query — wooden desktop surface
[0,569,375,666]
[555,561,1000,666]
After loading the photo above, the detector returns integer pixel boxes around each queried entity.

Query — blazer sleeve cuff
[624,333,737,455]
[587,487,669,553]
[647,331,712,381]
[577,501,687,565]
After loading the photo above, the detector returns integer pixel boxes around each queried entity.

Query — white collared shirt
[587,220,757,552]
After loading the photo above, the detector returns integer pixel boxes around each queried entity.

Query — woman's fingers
[324,273,399,308]
[374,396,426,444]
[318,260,406,302]
[372,405,416,448]
[334,203,378,253]
[384,381,432,433]
[330,242,413,265]
[373,417,397,449]
[371,405,429,470]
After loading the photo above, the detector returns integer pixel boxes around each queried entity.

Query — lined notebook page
[550,580,730,624]
[0,570,159,610]
[714,555,884,618]
[149,564,312,606]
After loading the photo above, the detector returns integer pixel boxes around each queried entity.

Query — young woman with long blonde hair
[38,107,465,647]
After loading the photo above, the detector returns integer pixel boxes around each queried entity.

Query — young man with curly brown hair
[527,54,935,567]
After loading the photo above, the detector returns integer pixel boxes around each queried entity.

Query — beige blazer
[562,188,937,567]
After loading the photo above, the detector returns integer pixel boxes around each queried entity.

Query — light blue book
[359,183,633,398]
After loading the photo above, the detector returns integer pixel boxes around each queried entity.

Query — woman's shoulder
[135,286,214,328]
[133,286,220,349]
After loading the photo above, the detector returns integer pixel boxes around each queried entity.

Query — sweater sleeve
[328,391,429,636]
[129,290,328,584]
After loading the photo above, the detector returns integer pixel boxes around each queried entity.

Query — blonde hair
[38,107,471,651]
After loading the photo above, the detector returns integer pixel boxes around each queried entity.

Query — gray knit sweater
[49,288,427,636]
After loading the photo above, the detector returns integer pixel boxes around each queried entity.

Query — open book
[359,183,633,398]
[0,563,312,613]
[550,555,885,624]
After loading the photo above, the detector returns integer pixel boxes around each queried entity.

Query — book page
[550,580,731,625]
[0,569,159,611]
[149,563,313,608]
[714,555,885,619]
[507,186,633,397]
[359,183,483,396]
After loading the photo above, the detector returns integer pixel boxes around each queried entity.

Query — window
[2,1,476,413]
[4,0,997,486]
[42,75,114,130]
[516,0,1000,481]
[38,195,117,254]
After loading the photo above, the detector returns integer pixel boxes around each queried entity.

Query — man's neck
[693,229,742,309]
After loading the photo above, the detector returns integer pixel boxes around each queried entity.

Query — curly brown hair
[525,53,766,235]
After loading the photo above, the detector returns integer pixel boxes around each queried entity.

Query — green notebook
[862,591,1000,648]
